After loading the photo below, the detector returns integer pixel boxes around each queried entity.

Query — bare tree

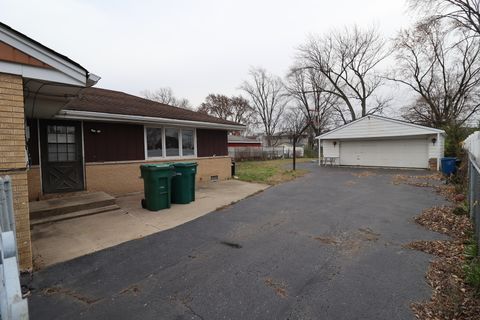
[240,67,288,146]
[141,87,192,109]
[285,65,336,145]
[409,0,480,36]
[297,25,391,123]
[198,94,231,119]
[281,106,309,170]
[229,96,257,125]
[389,21,480,128]
[198,94,255,125]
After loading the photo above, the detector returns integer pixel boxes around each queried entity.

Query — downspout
[318,138,321,166]
[437,133,441,171]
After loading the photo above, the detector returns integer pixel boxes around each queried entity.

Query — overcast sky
[1,0,416,111]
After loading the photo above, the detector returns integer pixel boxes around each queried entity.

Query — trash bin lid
[141,164,174,171]
[172,162,198,167]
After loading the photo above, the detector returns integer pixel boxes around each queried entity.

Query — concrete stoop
[29,191,119,226]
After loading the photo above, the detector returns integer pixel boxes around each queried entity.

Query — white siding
[323,140,339,158]
[428,134,444,160]
[320,116,442,140]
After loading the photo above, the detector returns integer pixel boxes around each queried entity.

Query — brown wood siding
[197,129,228,157]
[0,41,51,68]
[83,121,145,162]
[26,118,39,165]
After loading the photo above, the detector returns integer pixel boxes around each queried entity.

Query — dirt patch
[312,228,381,254]
[313,236,338,245]
[42,287,101,304]
[351,171,377,178]
[264,277,288,298]
[357,228,381,241]
[344,180,358,186]
[119,285,141,296]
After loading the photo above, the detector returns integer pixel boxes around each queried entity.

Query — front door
[40,120,84,194]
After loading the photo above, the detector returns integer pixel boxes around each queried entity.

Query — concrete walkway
[31,179,268,269]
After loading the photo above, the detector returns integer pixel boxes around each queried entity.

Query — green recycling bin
[171,162,198,204]
[140,164,175,211]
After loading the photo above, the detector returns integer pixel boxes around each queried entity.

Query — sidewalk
[31,179,268,269]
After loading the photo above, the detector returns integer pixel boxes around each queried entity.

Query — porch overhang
[0,22,100,118]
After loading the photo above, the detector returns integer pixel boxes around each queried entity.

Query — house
[0,22,243,271]
[227,135,262,148]
[258,132,309,148]
[26,87,244,200]
[317,115,445,170]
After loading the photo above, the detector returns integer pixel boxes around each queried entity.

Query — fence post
[470,161,475,219]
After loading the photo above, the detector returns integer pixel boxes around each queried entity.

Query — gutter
[86,73,101,87]
[54,110,246,131]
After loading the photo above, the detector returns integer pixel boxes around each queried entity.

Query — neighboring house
[258,133,309,147]
[227,135,262,148]
[317,115,445,170]
[0,22,244,271]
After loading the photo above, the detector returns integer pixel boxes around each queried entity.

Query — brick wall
[0,73,32,271]
[27,166,41,201]
[85,157,232,196]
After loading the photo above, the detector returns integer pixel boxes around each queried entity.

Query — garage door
[339,139,429,168]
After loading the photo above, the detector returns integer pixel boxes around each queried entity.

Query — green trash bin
[140,164,175,211]
[171,162,198,204]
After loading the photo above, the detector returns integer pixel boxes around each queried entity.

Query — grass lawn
[235,158,314,185]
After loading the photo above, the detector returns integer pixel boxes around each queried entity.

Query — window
[182,129,194,156]
[47,125,77,162]
[146,127,163,158]
[145,127,196,158]
[165,128,180,157]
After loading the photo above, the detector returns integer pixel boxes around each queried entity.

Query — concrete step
[30,204,121,226]
[29,191,116,220]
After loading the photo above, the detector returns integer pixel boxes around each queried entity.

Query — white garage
[317,115,445,170]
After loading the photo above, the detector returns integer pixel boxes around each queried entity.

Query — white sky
[1,0,416,112]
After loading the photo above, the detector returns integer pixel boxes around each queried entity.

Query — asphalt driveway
[28,164,446,320]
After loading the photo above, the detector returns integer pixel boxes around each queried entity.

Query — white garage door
[339,139,429,168]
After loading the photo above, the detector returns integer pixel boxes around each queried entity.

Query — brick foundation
[0,73,32,271]
[428,158,438,171]
[27,156,232,199]
[85,157,232,196]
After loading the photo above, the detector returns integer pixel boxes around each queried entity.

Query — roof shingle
[64,87,244,127]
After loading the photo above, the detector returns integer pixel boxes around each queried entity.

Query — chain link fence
[0,176,29,319]
[464,131,480,250]
[228,146,304,161]
[468,155,480,249]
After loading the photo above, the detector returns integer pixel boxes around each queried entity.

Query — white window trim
[144,126,197,160]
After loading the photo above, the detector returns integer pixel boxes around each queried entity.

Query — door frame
[39,119,85,194]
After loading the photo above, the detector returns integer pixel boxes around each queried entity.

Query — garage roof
[317,115,445,140]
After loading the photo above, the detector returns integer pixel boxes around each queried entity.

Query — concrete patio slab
[31,179,268,269]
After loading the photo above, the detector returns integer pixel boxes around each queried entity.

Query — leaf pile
[407,204,480,319]
[392,174,457,202]
[415,206,473,239]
